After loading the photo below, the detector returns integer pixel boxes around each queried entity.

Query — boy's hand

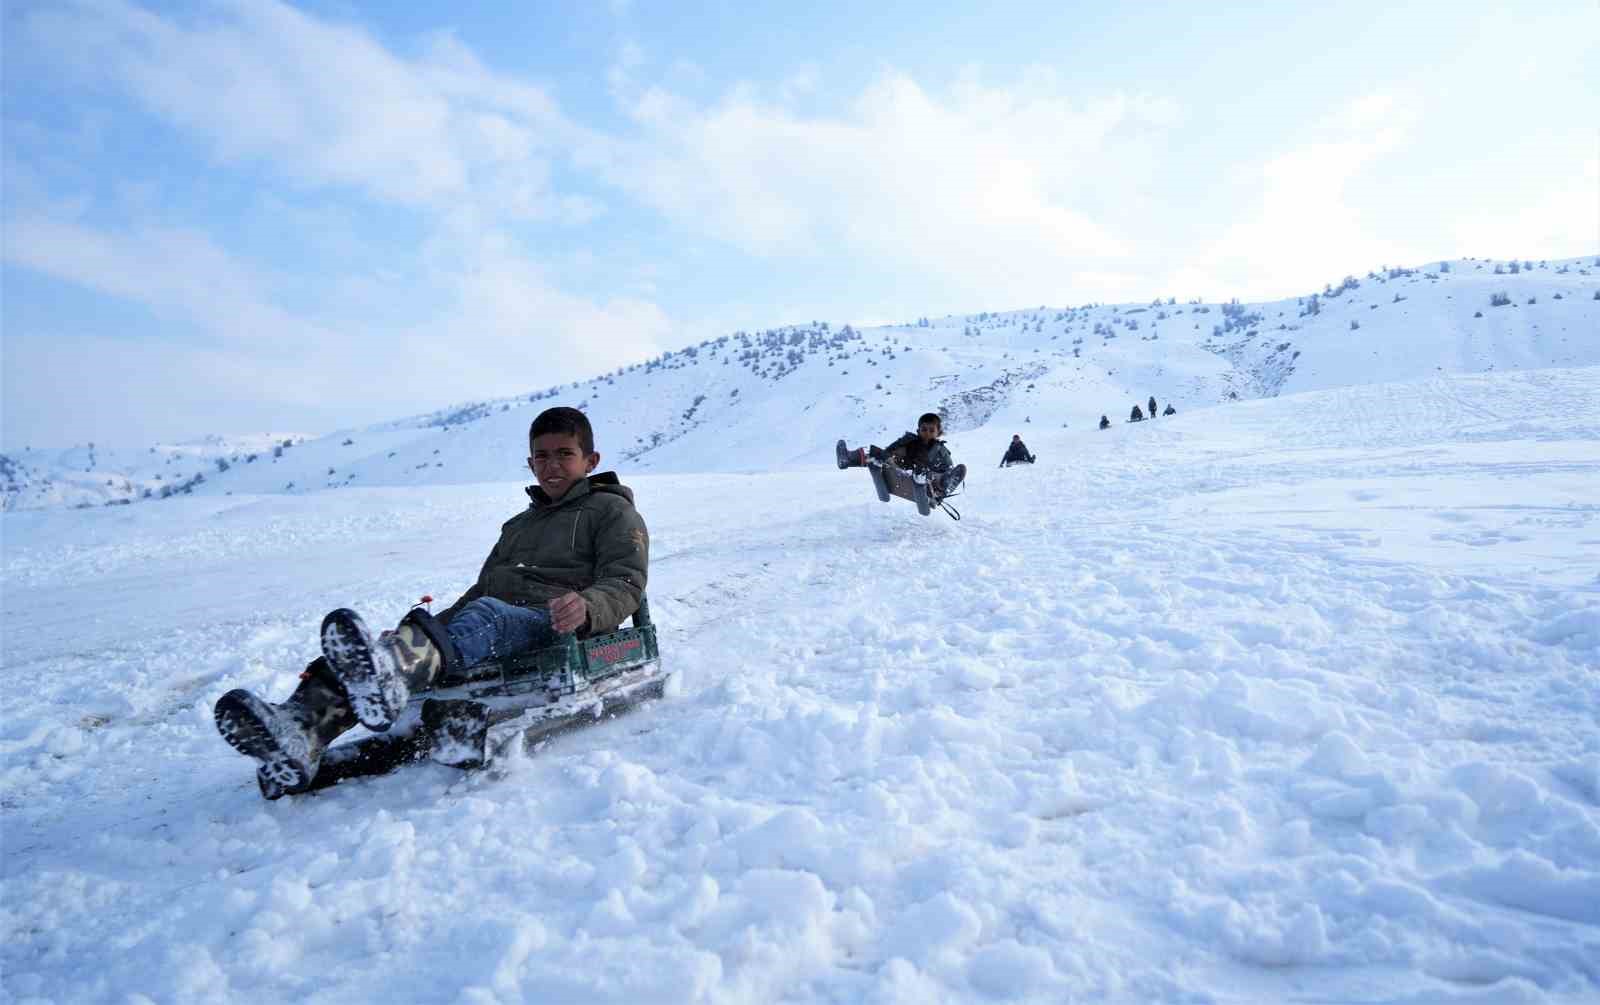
[549,592,588,634]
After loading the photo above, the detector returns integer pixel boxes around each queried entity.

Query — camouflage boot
[213,658,355,795]
[319,607,455,732]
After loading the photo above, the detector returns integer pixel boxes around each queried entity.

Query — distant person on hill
[1129,404,1145,422]
[1148,395,1158,417]
[213,406,650,796]
[1163,403,1176,416]
[999,434,1036,467]
[1099,415,1111,430]
[838,411,965,496]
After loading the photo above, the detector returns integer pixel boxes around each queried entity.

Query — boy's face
[917,420,940,442]
[528,432,599,500]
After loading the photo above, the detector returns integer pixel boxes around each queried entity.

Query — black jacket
[884,432,953,473]
[1001,440,1034,464]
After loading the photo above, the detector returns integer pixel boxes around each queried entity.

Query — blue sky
[2,0,1595,448]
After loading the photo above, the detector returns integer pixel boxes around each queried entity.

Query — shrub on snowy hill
[1325,275,1360,297]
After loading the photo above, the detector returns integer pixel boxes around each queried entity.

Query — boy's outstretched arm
[578,506,649,634]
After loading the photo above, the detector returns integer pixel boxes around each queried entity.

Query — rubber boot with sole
[214,658,355,795]
[940,463,967,497]
[320,608,443,732]
[836,440,868,469]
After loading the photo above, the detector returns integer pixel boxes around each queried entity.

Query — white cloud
[3,215,319,342]
[1336,93,1401,132]
[5,0,686,444]
[21,0,596,219]
[2,330,298,447]
[778,66,820,103]
[1449,150,1600,261]
[607,39,647,103]
[0,211,688,446]
[595,69,1170,311]
[1170,93,1425,301]
[422,240,680,384]
[3,207,681,398]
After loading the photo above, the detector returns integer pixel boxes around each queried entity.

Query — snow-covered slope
[0,433,314,511]
[3,367,1597,1003]
[4,255,1596,510]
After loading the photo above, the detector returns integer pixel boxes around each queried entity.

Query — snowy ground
[3,368,1598,1004]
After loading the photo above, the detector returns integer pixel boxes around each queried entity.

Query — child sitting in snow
[213,406,649,794]
[999,434,1036,467]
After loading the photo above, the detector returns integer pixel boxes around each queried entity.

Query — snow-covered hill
[4,255,1596,510]
[0,432,316,511]
[3,366,1596,1003]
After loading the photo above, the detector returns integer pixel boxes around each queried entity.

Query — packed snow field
[3,368,1599,1003]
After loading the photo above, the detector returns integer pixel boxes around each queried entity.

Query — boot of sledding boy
[939,464,967,496]
[319,607,454,732]
[213,659,356,794]
[836,440,868,469]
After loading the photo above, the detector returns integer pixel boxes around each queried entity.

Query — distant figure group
[1113,395,1174,427]
[999,434,1036,467]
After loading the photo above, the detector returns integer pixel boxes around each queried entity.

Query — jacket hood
[525,470,634,508]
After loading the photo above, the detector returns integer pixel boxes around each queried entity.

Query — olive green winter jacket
[437,472,648,637]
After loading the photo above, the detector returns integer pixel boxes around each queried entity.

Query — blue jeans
[445,597,560,667]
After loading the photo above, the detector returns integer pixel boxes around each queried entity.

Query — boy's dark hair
[530,406,594,454]
[918,412,943,432]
